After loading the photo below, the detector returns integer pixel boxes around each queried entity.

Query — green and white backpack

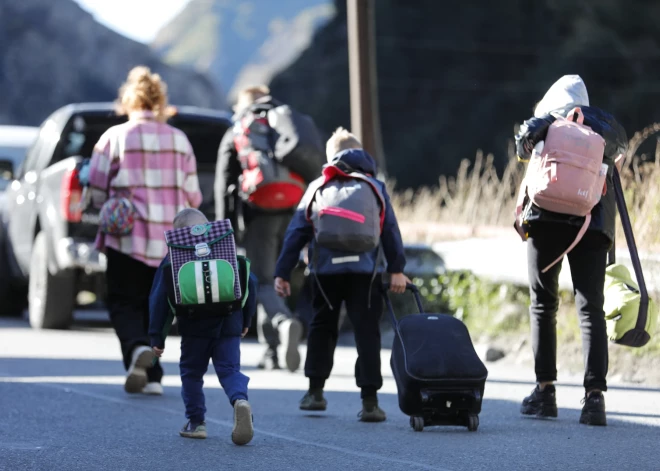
[164,219,250,317]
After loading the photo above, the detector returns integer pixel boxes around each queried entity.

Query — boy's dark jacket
[274,148,406,281]
[148,257,258,349]
[515,105,628,242]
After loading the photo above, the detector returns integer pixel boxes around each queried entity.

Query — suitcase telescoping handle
[381,283,425,327]
[611,166,649,332]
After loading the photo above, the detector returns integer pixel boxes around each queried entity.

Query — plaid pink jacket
[88,111,203,267]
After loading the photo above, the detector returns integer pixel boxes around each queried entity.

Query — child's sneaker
[579,392,607,426]
[179,421,207,439]
[520,385,558,418]
[299,390,327,411]
[142,382,163,396]
[232,400,254,446]
[125,346,155,394]
[358,398,386,422]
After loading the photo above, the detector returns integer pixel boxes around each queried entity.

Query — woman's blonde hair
[234,85,271,113]
[326,127,362,162]
[116,66,169,119]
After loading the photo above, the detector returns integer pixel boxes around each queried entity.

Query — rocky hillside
[152,0,333,101]
[271,0,660,189]
[0,0,224,126]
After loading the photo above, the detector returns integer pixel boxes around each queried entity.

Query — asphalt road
[1,314,660,471]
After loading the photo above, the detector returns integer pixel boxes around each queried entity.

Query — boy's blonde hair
[234,85,271,113]
[173,208,208,229]
[325,127,362,162]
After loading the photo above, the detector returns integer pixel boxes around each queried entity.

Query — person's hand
[241,328,249,338]
[390,273,411,294]
[153,347,164,358]
[274,277,291,297]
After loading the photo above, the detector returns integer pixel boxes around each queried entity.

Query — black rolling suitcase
[382,283,488,432]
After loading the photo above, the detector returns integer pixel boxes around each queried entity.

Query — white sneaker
[125,346,155,394]
[279,318,302,373]
[232,400,254,446]
[142,382,163,396]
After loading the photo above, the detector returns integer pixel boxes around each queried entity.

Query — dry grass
[392,123,660,251]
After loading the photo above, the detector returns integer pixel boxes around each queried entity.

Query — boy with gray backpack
[148,208,258,444]
[274,128,409,422]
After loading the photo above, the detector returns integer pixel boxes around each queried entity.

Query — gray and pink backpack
[515,107,607,272]
[306,163,385,253]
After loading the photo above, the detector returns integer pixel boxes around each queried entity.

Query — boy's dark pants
[305,274,383,398]
[180,336,249,423]
[527,223,610,392]
[106,248,163,383]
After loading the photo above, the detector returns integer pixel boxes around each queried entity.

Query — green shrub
[387,271,531,336]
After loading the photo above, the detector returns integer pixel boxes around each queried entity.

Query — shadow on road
[2,379,660,471]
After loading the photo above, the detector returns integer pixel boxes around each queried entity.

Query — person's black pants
[527,223,610,392]
[305,274,383,398]
[106,249,163,383]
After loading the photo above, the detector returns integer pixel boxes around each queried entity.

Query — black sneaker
[299,390,327,411]
[358,398,387,423]
[521,385,558,418]
[579,392,606,426]
[257,348,281,370]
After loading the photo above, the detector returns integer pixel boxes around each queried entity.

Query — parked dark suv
[1,103,232,329]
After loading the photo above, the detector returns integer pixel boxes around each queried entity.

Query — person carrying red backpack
[214,85,325,372]
[514,75,628,426]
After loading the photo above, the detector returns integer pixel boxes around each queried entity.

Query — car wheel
[28,232,75,329]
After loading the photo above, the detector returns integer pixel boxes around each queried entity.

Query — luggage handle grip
[381,283,425,328]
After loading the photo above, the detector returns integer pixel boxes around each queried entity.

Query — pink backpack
[515,107,607,272]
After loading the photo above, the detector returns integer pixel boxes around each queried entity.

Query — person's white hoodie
[534,75,589,118]
[532,75,590,154]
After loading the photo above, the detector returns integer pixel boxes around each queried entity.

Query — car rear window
[54,113,229,167]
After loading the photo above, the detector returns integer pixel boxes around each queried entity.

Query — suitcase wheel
[467,414,479,432]
[410,416,424,432]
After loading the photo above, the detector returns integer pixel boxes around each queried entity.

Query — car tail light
[62,168,82,222]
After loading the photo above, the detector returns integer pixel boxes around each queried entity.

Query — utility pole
[347,0,386,175]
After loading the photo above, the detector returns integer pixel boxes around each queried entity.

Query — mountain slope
[0,0,224,126]
[271,0,660,189]
[152,0,333,99]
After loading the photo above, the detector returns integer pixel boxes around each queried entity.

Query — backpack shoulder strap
[237,255,251,308]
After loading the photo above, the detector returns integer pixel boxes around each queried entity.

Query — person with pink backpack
[514,75,628,426]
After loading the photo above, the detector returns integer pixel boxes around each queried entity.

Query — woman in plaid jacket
[88,66,203,396]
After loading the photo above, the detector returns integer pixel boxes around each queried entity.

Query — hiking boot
[179,421,207,439]
[299,390,327,411]
[257,348,281,370]
[125,346,155,394]
[359,398,387,422]
[279,318,302,372]
[232,400,254,446]
[580,392,607,426]
[520,384,558,418]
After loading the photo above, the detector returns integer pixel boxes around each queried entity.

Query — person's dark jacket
[148,257,258,349]
[274,148,406,280]
[515,105,628,242]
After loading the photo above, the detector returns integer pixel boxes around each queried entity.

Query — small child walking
[149,208,258,444]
